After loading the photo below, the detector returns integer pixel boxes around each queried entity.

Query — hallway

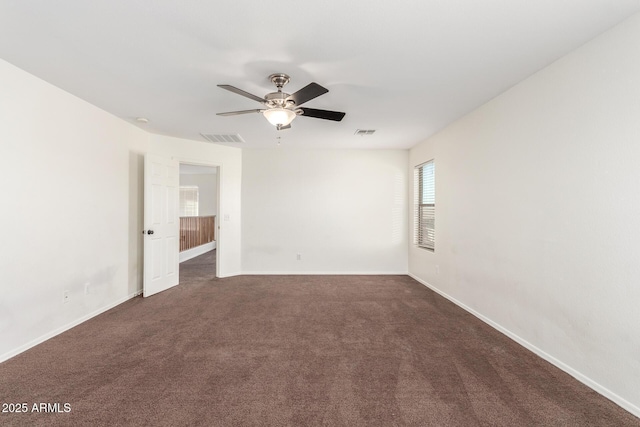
[180,249,216,283]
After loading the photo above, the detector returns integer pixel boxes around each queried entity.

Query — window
[179,186,199,217]
[414,160,435,251]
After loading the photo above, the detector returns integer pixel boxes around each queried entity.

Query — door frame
[177,158,222,278]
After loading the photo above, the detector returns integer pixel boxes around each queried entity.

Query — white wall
[151,136,242,277]
[409,14,640,415]
[0,59,149,361]
[180,173,217,216]
[242,149,408,274]
[0,60,243,362]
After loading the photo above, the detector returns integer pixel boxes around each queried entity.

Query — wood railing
[179,215,215,252]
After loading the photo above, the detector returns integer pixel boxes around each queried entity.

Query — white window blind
[414,160,435,251]
[179,186,199,217]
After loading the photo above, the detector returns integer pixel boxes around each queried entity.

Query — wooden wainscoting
[180,216,216,252]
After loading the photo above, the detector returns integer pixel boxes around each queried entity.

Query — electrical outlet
[435,265,440,275]
[296,254,302,261]
[63,290,70,304]
[84,282,90,295]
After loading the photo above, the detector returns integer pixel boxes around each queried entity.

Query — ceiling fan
[216,73,346,130]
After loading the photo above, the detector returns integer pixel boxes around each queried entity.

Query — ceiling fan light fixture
[263,108,296,127]
[218,74,344,127]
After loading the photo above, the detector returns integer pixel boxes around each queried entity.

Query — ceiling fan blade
[217,85,265,104]
[288,83,329,106]
[216,109,263,116]
[299,108,345,122]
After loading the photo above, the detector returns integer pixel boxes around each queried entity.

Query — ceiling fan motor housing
[265,91,295,108]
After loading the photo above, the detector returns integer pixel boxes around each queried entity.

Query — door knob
[147,230,154,235]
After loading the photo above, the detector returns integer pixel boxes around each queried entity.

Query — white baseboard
[408,273,640,419]
[179,242,215,263]
[241,271,409,275]
[0,290,141,364]
[218,271,242,278]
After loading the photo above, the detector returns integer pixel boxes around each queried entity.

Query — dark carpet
[0,250,638,426]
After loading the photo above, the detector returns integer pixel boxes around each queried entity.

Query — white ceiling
[1,1,639,149]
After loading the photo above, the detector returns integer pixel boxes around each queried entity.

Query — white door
[143,154,179,297]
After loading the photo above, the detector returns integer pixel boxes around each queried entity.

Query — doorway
[178,163,219,279]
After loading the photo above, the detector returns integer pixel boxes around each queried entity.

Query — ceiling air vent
[200,133,245,143]
[355,129,376,136]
